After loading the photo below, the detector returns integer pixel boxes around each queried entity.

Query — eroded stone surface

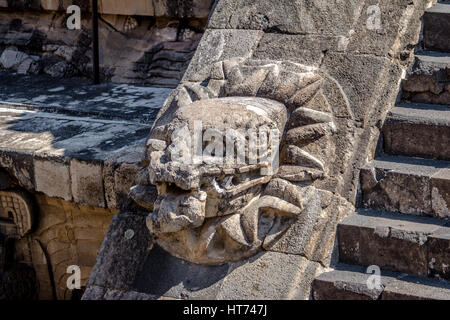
[423,2,450,53]
[431,168,450,218]
[71,159,105,208]
[34,159,72,201]
[262,183,354,266]
[182,29,263,82]
[338,210,450,278]
[137,58,354,265]
[85,0,434,300]
[402,48,450,105]
[361,157,450,218]
[428,227,450,280]
[383,104,450,161]
[13,194,118,300]
[217,251,321,300]
[313,265,398,300]
[87,213,153,291]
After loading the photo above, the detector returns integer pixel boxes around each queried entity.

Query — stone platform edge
[0,138,144,210]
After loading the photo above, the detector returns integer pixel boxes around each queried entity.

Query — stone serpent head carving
[131,58,351,264]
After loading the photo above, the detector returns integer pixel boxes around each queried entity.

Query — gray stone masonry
[0,71,171,209]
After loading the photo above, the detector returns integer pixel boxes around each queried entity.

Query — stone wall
[0,0,213,87]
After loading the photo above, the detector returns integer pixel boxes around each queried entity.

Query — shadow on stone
[134,244,229,298]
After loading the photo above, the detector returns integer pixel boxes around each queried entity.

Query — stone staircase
[312,1,450,300]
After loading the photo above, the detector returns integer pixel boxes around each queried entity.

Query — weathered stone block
[338,211,446,276]
[314,265,450,300]
[217,251,321,300]
[103,141,145,209]
[103,161,140,210]
[383,105,450,161]
[182,29,263,82]
[34,159,72,201]
[0,150,34,191]
[428,227,450,280]
[410,53,450,79]
[431,168,450,218]
[423,3,450,52]
[208,0,364,36]
[70,159,105,208]
[347,0,426,58]
[114,163,139,206]
[402,75,444,95]
[87,213,152,291]
[313,265,397,300]
[360,157,449,217]
[321,52,396,123]
[252,34,341,67]
[134,244,228,300]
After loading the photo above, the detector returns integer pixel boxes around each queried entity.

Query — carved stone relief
[0,190,34,238]
[131,58,352,264]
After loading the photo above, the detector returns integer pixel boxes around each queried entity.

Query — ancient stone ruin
[0,0,449,300]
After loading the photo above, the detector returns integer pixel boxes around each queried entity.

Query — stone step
[412,51,450,76]
[312,264,450,300]
[402,52,450,105]
[360,156,450,218]
[337,210,450,278]
[423,2,450,52]
[382,103,450,160]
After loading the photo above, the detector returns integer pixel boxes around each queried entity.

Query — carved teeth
[223,176,234,190]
